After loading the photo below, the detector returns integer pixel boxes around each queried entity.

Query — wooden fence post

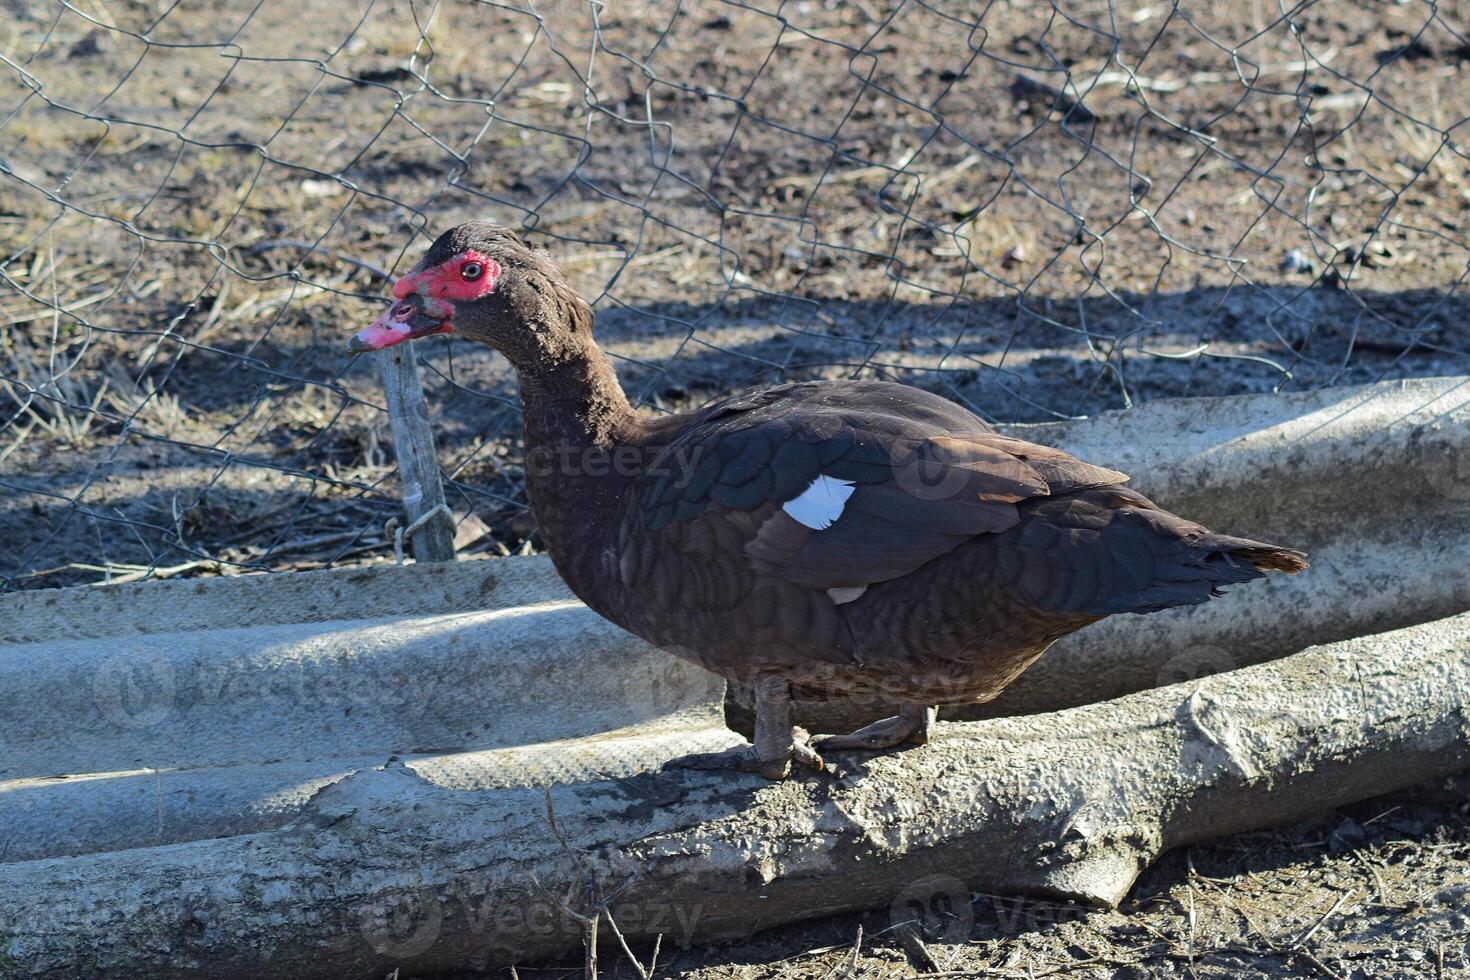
[379,343,456,562]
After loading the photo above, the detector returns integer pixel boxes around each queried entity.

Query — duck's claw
[809,705,936,752]
[663,727,830,781]
[790,726,831,774]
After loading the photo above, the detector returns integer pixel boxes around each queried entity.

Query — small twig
[584,910,599,980]
[646,933,662,979]
[604,906,660,980]
[57,560,220,587]
[258,528,383,559]
[1295,949,1345,980]
[527,869,599,980]
[537,787,647,980]
[913,951,1142,979]
[1289,890,1355,950]
[191,275,233,345]
[1030,955,1130,978]
[1185,879,1197,969]
[1,290,111,327]
[769,163,910,190]
[1362,804,1403,826]
[829,924,862,979]
[893,921,940,973]
[542,786,570,850]
[1010,74,1097,123]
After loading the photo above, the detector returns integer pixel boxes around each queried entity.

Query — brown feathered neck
[486,259,645,574]
[518,339,638,451]
[491,259,638,452]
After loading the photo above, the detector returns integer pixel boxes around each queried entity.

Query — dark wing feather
[629,380,1129,594]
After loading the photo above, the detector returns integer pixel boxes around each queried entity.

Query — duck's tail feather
[996,487,1308,617]
[1219,537,1310,574]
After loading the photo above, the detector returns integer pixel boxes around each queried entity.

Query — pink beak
[348,297,452,353]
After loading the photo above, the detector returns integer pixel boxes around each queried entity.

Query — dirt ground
[3,1,1469,976]
[3,0,1469,588]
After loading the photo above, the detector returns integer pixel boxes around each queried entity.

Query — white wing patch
[827,586,867,605]
[783,474,857,530]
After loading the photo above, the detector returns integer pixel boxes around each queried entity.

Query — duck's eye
[461,262,483,281]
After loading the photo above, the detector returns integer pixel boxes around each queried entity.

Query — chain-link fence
[2,0,1467,591]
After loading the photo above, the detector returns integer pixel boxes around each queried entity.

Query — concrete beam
[0,557,731,863]
[2,609,1466,976]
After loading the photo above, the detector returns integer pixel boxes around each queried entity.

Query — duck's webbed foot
[811,703,936,752]
[663,675,826,780]
[663,727,824,780]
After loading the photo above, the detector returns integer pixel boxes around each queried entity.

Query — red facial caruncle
[392,249,501,304]
[349,250,501,353]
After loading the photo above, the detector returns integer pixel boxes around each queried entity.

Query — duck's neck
[515,337,642,565]
[517,335,636,451]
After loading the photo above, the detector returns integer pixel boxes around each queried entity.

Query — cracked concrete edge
[2,609,1466,977]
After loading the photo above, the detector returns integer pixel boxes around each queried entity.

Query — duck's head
[349,220,592,368]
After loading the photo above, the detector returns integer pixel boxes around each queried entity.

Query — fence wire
[2,0,1467,591]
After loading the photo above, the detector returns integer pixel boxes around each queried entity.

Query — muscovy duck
[350,221,1307,779]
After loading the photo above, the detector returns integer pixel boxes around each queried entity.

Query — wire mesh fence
[2,0,1467,591]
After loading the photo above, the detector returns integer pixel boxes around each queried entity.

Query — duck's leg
[664,674,825,780]
[811,703,936,752]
